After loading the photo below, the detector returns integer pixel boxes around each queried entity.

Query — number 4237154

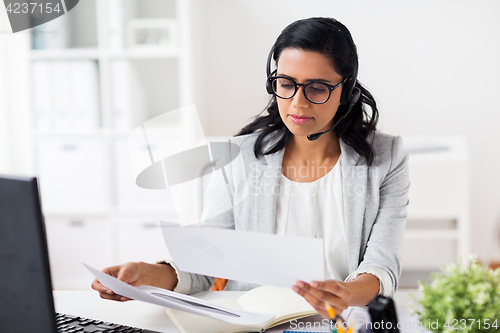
[6,2,62,14]
[444,319,498,330]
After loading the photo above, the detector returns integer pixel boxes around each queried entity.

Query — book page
[237,286,317,324]
[167,299,275,333]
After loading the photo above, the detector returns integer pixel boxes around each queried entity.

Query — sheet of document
[84,264,274,326]
[160,223,325,288]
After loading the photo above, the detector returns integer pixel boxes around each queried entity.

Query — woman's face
[275,48,344,138]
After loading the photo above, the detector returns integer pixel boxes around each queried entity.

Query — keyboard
[56,313,162,333]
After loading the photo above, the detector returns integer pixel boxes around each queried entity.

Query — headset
[265,18,361,141]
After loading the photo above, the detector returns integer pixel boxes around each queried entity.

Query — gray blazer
[187,131,410,295]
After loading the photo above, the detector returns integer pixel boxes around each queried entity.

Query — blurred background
[1,0,500,290]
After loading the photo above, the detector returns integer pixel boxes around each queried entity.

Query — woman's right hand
[91,261,178,302]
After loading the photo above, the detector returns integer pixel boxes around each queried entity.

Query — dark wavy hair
[237,17,379,165]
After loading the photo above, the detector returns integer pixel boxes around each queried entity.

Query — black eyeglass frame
[268,75,347,104]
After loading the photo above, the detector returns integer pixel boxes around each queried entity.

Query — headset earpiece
[340,78,351,106]
[350,86,361,105]
[266,69,276,94]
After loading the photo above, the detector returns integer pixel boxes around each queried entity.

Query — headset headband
[266,19,359,106]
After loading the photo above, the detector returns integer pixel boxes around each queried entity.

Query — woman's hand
[293,274,380,318]
[91,261,178,302]
[293,279,351,319]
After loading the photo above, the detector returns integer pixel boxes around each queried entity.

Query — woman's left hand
[293,279,351,319]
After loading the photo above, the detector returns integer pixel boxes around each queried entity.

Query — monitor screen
[0,175,57,333]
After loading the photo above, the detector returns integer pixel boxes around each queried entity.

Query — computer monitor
[0,175,57,332]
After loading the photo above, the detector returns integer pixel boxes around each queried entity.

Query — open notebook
[167,285,318,333]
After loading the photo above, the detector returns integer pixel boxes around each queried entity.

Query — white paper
[160,223,325,288]
[84,263,273,326]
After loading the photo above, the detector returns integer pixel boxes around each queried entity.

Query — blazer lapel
[340,139,367,272]
[255,134,285,234]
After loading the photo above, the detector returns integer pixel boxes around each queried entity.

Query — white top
[275,156,349,281]
[274,156,393,296]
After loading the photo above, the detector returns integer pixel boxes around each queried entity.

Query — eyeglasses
[269,76,346,104]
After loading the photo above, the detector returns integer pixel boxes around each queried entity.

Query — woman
[92,17,409,318]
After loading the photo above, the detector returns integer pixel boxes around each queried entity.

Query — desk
[53,290,426,333]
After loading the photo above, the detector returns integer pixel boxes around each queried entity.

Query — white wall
[0,8,33,176]
[190,0,500,261]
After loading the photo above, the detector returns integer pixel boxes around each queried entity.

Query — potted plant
[410,257,500,333]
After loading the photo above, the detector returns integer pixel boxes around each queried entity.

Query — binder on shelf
[38,13,71,49]
[53,61,73,131]
[32,60,101,132]
[111,60,146,130]
[32,61,54,131]
[68,61,100,131]
[127,19,178,50]
[31,25,45,50]
[107,0,125,50]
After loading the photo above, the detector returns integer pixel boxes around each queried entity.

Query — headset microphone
[306,86,360,141]
[306,126,335,141]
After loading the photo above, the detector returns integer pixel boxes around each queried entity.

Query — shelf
[110,208,177,216]
[402,136,468,162]
[405,229,459,240]
[35,130,106,138]
[30,48,180,60]
[43,212,109,219]
[42,210,176,220]
[35,127,187,138]
[407,214,463,220]
[30,0,195,289]
[109,48,179,59]
[30,48,101,60]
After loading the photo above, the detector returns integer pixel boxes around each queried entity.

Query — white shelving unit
[400,136,470,287]
[30,0,194,289]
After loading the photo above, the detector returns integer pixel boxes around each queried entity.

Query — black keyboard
[55,313,162,333]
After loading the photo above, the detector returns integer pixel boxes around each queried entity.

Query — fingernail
[105,290,113,295]
[297,281,304,288]
[311,281,319,287]
[292,286,299,293]
[120,297,127,302]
